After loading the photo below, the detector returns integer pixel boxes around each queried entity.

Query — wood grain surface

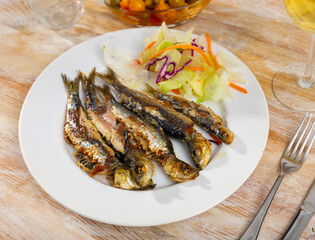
[0,0,314,239]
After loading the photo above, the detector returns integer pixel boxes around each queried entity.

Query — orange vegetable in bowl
[154,0,176,23]
[169,0,186,8]
[119,0,130,9]
[129,0,146,11]
[104,0,211,26]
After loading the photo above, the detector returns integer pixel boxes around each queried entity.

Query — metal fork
[240,113,315,240]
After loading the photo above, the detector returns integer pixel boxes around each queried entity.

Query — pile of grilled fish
[63,67,234,190]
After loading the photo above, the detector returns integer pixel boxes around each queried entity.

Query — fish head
[162,155,199,182]
[187,131,212,170]
[129,153,155,188]
[113,166,140,190]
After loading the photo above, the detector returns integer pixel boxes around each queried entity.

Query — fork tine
[283,113,307,156]
[296,119,315,162]
[288,114,312,158]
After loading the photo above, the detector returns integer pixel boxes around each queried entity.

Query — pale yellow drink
[284,0,315,34]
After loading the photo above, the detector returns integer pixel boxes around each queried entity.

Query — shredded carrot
[140,41,157,57]
[134,59,141,64]
[145,41,157,51]
[188,67,204,71]
[147,44,212,67]
[210,135,222,144]
[171,89,181,95]
[206,33,220,70]
[229,82,248,94]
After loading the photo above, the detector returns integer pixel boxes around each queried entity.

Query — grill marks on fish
[97,69,211,170]
[145,85,234,145]
[63,74,119,177]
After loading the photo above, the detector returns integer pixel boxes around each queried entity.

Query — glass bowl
[104,0,211,27]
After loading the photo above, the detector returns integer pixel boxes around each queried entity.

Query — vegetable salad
[138,23,248,102]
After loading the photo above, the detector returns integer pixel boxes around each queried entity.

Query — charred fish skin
[80,69,126,155]
[97,69,211,170]
[98,85,175,157]
[80,69,156,189]
[97,70,194,139]
[146,85,234,145]
[98,85,200,181]
[63,74,119,176]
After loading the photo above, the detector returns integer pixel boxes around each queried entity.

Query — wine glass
[272,0,315,112]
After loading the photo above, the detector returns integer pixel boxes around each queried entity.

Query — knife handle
[283,208,313,240]
[240,174,285,240]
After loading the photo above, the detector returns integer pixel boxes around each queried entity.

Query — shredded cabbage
[158,79,183,94]
[155,49,182,72]
[216,51,248,83]
[139,24,237,101]
[204,72,230,101]
[171,69,199,97]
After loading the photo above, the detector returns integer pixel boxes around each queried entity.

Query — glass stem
[299,34,315,88]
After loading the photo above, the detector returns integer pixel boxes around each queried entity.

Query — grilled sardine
[63,73,119,176]
[145,85,234,144]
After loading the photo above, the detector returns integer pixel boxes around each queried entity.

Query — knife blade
[303,180,315,213]
[283,180,315,240]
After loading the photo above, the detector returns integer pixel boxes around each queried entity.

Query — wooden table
[0,0,314,239]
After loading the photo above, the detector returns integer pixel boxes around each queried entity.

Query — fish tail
[88,67,96,85]
[78,70,90,91]
[62,74,72,97]
[102,84,113,96]
[80,67,96,90]
[94,85,113,104]
[78,70,87,88]
[62,73,80,95]
[96,67,117,86]
[80,68,99,108]
[73,75,80,93]
[101,84,116,102]
[79,68,96,89]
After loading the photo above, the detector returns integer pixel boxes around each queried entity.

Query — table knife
[283,180,315,240]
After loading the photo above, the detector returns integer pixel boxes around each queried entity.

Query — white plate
[19,27,269,226]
